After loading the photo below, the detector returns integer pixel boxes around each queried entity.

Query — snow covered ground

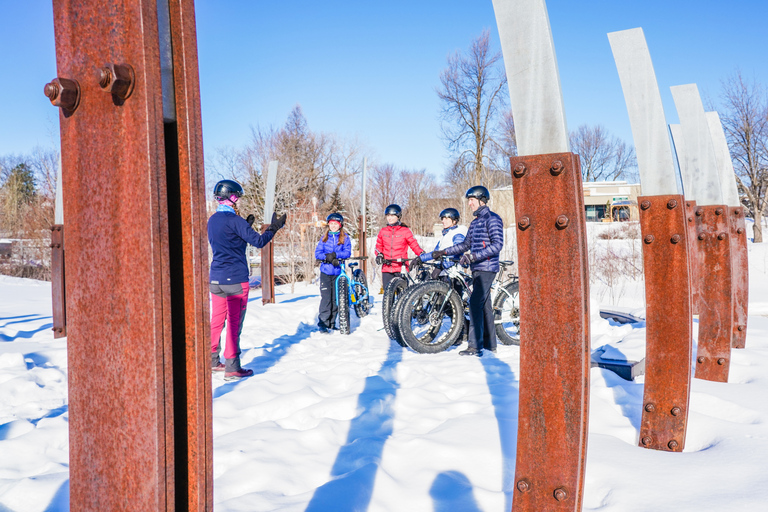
[1,240,768,511]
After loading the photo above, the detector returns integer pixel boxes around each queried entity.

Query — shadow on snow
[304,339,403,512]
[480,354,519,511]
[213,322,315,399]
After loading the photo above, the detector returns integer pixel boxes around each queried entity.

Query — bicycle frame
[335,260,370,307]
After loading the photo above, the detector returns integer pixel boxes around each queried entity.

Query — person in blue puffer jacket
[431,186,504,357]
[314,213,352,332]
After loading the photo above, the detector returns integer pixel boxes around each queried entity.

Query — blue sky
[1,0,766,177]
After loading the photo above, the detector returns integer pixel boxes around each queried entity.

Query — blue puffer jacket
[314,231,352,276]
[444,205,504,272]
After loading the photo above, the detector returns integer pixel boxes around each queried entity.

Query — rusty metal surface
[729,207,749,349]
[167,0,213,507]
[685,200,701,315]
[510,153,590,512]
[694,205,733,382]
[261,224,275,304]
[50,225,66,338]
[358,214,368,277]
[637,195,692,452]
[52,0,211,509]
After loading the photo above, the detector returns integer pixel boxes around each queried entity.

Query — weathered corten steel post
[51,161,67,338]
[48,0,212,509]
[672,84,733,383]
[261,160,278,304]
[707,111,749,349]
[609,28,693,452]
[494,0,590,509]
[261,223,276,304]
[50,224,66,338]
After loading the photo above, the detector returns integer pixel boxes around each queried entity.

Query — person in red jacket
[375,204,424,292]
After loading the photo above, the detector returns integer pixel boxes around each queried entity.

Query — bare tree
[569,124,638,182]
[368,163,404,221]
[437,30,512,189]
[718,71,768,242]
[0,149,59,279]
[400,169,444,236]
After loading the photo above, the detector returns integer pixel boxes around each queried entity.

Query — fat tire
[493,280,520,345]
[397,281,464,353]
[382,277,408,345]
[352,269,372,318]
[337,275,351,335]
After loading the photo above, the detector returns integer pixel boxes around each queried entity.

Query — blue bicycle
[335,256,373,334]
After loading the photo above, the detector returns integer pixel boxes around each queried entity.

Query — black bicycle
[395,259,519,353]
[380,257,433,345]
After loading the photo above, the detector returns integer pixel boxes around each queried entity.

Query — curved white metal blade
[670,84,724,205]
[492,0,569,156]
[705,111,741,207]
[262,160,278,225]
[669,124,694,200]
[608,28,679,196]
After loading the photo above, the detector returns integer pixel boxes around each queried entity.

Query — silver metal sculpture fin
[608,28,679,196]
[492,0,569,156]
[263,160,278,225]
[670,84,724,206]
[705,111,741,207]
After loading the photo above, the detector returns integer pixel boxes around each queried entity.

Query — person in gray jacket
[431,186,503,356]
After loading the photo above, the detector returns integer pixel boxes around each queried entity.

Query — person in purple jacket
[431,186,504,357]
[314,213,352,333]
[208,179,286,380]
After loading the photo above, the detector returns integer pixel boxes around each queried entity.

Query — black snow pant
[318,272,339,329]
[468,270,496,351]
[382,271,398,293]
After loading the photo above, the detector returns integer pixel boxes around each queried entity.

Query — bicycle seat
[348,262,359,269]
[499,260,515,267]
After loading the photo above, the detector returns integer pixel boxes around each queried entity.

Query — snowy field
[1,240,768,511]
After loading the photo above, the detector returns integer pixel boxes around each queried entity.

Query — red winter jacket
[375,223,424,273]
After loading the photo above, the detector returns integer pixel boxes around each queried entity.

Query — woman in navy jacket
[314,213,352,332]
[208,179,286,379]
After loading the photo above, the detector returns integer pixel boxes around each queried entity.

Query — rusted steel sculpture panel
[637,195,692,452]
[261,224,276,304]
[693,205,733,382]
[729,207,749,348]
[167,0,214,507]
[685,200,701,315]
[511,152,590,512]
[50,225,66,338]
[50,0,211,509]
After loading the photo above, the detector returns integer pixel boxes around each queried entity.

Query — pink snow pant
[210,282,249,362]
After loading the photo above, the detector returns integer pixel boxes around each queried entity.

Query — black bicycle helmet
[439,208,460,222]
[213,179,244,201]
[384,204,402,217]
[326,212,344,225]
[465,185,490,203]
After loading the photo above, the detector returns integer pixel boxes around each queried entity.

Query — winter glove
[375,254,384,265]
[431,249,447,260]
[410,256,422,269]
[246,214,256,227]
[266,212,287,233]
[324,252,337,263]
[459,253,474,267]
[331,258,340,267]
